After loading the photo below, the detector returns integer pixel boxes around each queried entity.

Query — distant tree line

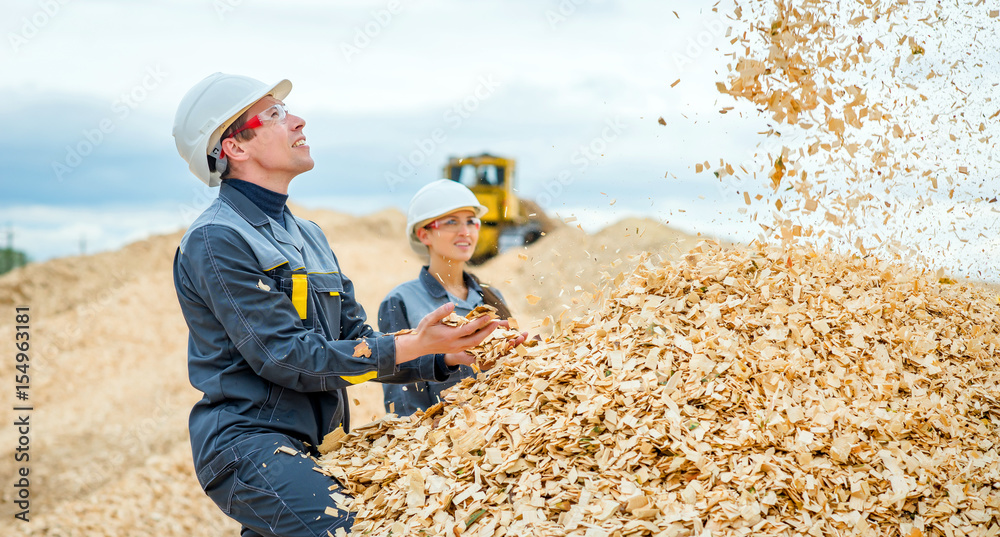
[0,247,28,275]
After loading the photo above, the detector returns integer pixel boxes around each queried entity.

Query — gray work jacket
[378,267,505,416]
[173,182,453,488]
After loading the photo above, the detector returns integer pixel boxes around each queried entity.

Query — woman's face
[417,209,480,263]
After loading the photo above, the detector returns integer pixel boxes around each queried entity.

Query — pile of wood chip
[319,243,1000,536]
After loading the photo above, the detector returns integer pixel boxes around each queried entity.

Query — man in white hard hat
[171,73,513,537]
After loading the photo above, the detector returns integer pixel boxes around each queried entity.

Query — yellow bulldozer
[444,153,552,264]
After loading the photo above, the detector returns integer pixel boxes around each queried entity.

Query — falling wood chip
[352,340,371,358]
[716,0,998,276]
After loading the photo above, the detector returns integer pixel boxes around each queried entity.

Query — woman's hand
[394,303,499,364]
[494,319,528,349]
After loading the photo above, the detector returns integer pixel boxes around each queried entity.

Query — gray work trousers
[198,433,355,537]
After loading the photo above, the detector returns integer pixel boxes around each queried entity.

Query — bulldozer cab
[450,159,507,188]
[444,153,549,263]
[446,154,516,212]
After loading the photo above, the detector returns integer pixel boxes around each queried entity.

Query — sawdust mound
[477,218,703,323]
[0,203,703,536]
[319,243,1000,536]
[0,231,183,317]
[0,229,237,537]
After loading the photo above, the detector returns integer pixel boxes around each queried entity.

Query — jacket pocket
[308,272,344,338]
[255,383,283,422]
[266,266,311,324]
[204,471,237,514]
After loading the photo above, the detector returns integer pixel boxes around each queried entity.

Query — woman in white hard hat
[379,179,514,416]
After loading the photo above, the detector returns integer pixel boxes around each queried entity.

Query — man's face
[235,95,314,178]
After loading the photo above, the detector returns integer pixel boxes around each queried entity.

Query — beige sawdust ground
[0,204,703,536]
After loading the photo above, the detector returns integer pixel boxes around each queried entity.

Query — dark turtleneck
[224,178,288,227]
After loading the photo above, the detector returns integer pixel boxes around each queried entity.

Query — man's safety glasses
[226,103,288,140]
[219,104,289,158]
[425,216,482,232]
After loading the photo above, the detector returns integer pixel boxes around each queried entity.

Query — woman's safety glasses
[425,216,482,232]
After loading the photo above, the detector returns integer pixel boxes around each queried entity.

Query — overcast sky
[1,0,774,262]
[1,0,997,280]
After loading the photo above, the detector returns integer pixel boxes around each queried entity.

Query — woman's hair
[467,273,512,319]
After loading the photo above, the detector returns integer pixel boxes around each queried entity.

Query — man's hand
[394,303,499,364]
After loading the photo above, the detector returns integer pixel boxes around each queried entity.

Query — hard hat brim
[412,205,487,231]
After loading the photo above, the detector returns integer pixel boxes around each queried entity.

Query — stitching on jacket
[202,226,281,367]
[202,225,336,380]
[263,387,283,422]
[197,219,385,383]
[223,473,237,513]
[235,332,253,348]
[221,190,264,226]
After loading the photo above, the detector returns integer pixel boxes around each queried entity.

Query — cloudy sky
[1,0,997,280]
[1,0,773,262]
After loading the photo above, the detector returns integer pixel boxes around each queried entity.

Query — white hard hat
[406,179,488,255]
[172,73,292,187]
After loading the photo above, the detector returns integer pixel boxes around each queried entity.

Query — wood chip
[389,328,414,336]
[319,244,1000,535]
[352,340,371,358]
[437,305,521,372]
[717,0,998,278]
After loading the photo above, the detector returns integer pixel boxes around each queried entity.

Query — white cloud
[4,0,996,281]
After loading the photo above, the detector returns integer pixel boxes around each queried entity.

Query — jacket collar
[218,181,304,248]
[219,181,270,226]
[419,266,483,299]
[275,206,304,247]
